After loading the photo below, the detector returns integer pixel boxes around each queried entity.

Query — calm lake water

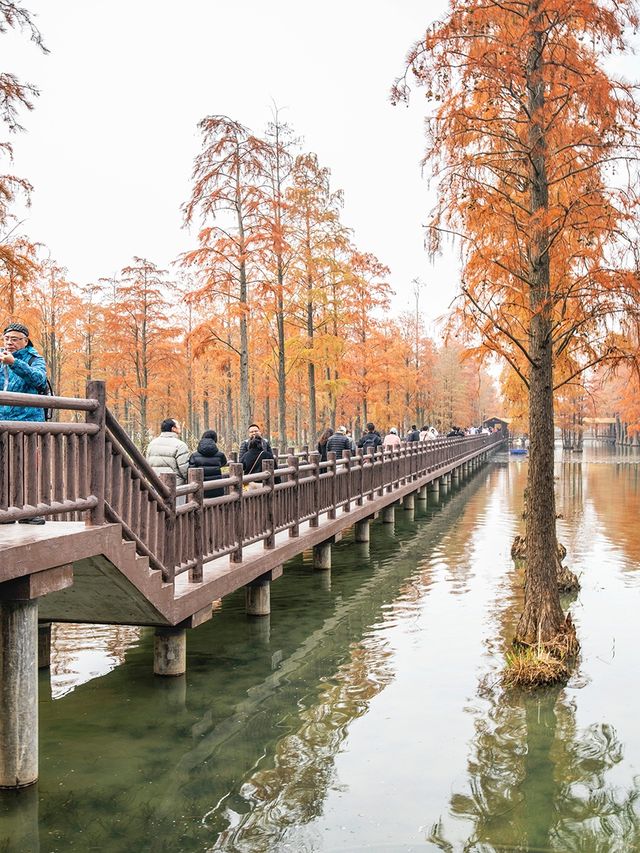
[2,445,640,852]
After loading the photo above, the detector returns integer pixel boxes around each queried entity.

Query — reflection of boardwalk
[49,623,142,699]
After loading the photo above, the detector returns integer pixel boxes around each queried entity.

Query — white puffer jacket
[146,432,190,484]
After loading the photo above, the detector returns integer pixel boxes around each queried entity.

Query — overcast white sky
[3,0,460,331]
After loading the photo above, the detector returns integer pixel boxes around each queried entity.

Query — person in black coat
[317,427,334,462]
[241,435,274,476]
[188,430,228,498]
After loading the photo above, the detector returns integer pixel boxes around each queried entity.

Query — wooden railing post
[367,446,375,500]
[355,448,364,506]
[310,451,321,527]
[263,459,275,548]
[229,462,244,563]
[86,380,106,526]
[328,451,337,519]
[288,454,300,537]
[343,449,351,513]
[159,473,176,582]
[189,467,203,582]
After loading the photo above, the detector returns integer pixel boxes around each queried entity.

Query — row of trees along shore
[0,9,498,451]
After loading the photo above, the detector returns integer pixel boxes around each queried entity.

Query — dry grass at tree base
[503,615,579,689]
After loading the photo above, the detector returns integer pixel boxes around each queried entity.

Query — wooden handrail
[0,421,99,435]
[0,390,99,412]
[105,409,170,498]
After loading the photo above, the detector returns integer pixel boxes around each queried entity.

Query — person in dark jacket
[241,435,274,476]
[358,422,382,451]
[188,430,228,498]
[317,427,334,462]
[406,424,420,442]
[239,423,272,464]
[326,425,352,456]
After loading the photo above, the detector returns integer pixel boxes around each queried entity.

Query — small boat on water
[510,447,528,455]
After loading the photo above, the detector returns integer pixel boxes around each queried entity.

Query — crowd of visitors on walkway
[141,418,497,501]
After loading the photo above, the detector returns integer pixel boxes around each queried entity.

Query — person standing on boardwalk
[146,419,190,488]
[383,427,402,449]
[188,430,227,498]
[241,435,274,476]
[239,423,272,465]
[326,425,352,456]
[0,323,48,423]
[357,422,382,451]
[0,323,49,525]
[317,427,334,463]
[406,424,420,442]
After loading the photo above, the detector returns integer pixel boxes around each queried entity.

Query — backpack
[360,432,379,449]
[28,354,54,421]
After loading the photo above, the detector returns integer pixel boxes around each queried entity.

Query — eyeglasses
[2,336,26,343]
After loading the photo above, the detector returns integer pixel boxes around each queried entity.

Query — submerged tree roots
[511,536,579,592]
[503,614,579,689]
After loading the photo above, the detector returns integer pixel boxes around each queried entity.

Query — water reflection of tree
[209,633,395,851]
[576,462,640,569]
[429,684,640,852]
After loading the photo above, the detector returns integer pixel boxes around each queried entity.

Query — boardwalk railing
[1,381,503,586]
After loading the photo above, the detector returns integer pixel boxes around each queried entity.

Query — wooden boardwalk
[1,381,504,629]
[0,381,504,787]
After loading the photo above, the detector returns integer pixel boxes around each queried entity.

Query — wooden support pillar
[153,627,186,676]
[403,492,415,510]
[38,622,51,669]
[382,504,395,523]
[313,540,332,570]
[0,599,38,788]
[355,518,370,542]
[245,576,270,616]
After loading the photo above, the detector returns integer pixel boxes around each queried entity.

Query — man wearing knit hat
[1,322,49,523]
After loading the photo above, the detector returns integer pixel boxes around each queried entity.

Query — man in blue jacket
[1,322,48,524]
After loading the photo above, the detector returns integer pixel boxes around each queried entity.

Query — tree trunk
[516,4,564,645]
[277,264,287,449]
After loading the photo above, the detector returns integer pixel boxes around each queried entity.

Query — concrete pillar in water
[452,468,460,483]
[382,504,395,524]
[355,518,370,542]
[154,627,187,677]
[313,541,332,570]
[38,622,51,669]
[428,479,440,494]
[417,485,428,501]
[403,492,415,510]
[0,600,38,789]
[245,577,271,616]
